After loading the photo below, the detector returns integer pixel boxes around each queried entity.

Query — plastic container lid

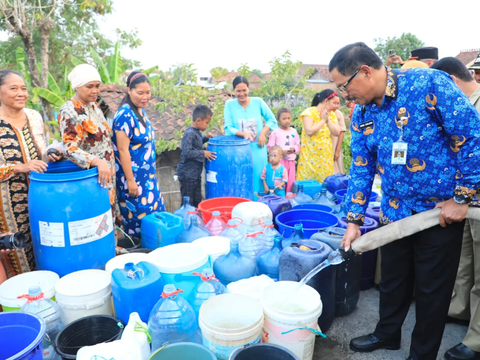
[105,253,150,274]
[0,270,59,308]
[147,243,208,274]
[55,270,111,299]
[192,236,231,259]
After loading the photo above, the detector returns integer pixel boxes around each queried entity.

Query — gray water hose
[339,207,480,260]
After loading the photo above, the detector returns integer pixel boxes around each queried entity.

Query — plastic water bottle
[286,193,300,207]
[238,228,264,261]
[282,223,307,249]
[177,215,211,243]
[174,196,196,228]
[189,268,226,320]
[258,219,281,251]
[220,218,245,243]
[312,184,336,206]
[213,240,256,285]
[148,284,197,351]
[295,185,312,204]
[204,211,227,236]
[335,200,348,219]
[20,286,64,359]
[257,236,283,281]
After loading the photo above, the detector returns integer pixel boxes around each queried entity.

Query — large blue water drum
[29,161,115,277]
[205,136,253,200]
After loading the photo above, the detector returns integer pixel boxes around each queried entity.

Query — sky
[100,0,478,76]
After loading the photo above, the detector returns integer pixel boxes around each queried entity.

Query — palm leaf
[107,42,122,84]
[32,87,64,108]
[48,72,61,96]
[142,65,159,76]
[90,47,111,84]
[70,56,84,67]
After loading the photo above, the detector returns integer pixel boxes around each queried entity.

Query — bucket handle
[55,322,124,351]
[281,326,326,338]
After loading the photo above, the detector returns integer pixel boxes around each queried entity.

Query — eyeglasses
[337,68,360,92]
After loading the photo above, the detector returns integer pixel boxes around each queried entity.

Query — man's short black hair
[329,42,383,76]
[193,104,212,121]
[430,57,474,82]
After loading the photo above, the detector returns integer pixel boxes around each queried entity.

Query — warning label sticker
[39,222,65,247]
[68,210,113,246]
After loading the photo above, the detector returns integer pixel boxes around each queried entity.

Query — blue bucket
[0,312,46,360]
[276,209,338,238]
[149,343,216,360]
[335,189,379,204]
[293,203,334,213]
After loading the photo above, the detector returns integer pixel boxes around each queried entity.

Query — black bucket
[55,315,123,359]
[230,344,299,360]
[117,236,141,251]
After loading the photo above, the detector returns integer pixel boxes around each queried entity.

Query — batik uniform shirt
[347,67,480,226]
[0,109,47,277]
[58,100,116,206]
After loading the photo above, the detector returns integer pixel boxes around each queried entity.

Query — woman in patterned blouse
[58,64,116,207]
[0,70,61,278]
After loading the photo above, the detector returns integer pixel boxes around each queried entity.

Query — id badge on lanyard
[391,118,408,165]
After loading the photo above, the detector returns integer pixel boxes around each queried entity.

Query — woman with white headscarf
[58,64,116,206]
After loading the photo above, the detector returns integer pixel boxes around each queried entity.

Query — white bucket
[231,202,272,231]
[199,293,264,360]
[105,253,150,274]
[227,275,274,302]
[192,236,231,266]
[261,281,323,360]
[0,270,59,311]
[55,269,113,324]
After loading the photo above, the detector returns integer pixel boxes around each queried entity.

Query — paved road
[313,288,468,360]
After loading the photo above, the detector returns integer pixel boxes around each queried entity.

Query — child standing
[261,146,288,197]
[176,105,216,207]
[267,108,300,193]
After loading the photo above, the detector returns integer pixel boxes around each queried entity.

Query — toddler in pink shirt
[267,108,300,193]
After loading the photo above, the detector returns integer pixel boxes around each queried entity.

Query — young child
[176,105,216,207]
[261,146,288,197]
[267,108,300,193]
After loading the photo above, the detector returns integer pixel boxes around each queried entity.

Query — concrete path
[313,288,468,360]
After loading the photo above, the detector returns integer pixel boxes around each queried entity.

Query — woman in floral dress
[112,72,165,237]
[58,64,116,208]
[297,89,342,183]
[0,70,61,278]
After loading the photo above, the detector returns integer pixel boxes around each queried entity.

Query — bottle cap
[213,211,221,216]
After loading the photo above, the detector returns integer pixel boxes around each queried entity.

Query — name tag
[359,120,374,129]
[391,142,408,165]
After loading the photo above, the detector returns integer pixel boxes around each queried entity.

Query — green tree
[0,0,141,120]
[374,33,425,67]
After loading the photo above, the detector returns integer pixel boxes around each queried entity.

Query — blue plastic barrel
[0,312,46,360]
[205,136,253,200]
[293,203,334,213]
[141,212,185,249]
[29,161,115,277]
[276,209,338,238]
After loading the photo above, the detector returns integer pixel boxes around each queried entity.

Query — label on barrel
[39,222,65,247]
[206,170,217,183]
[68,210,113,246]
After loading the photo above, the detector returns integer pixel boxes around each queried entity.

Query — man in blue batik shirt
[329,42,480,360]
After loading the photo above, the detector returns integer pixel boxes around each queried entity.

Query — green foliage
[342,131,352,174]
[374,33,425,68]
[237,63,251,78]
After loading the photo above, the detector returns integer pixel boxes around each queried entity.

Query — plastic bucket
[292,204,334,213]
[0,270,59,311]
[192,236,231,266]
[147,243,209,299]
[105,253,150,274]
[55,269,113,324]
[116,236,141,251]
[149,343,216,360]
[0,312,46,360]
[230,344,299,360]
[261,281,323,360]
[55,315,123,359]
[199,293,264,360]
[276,210,338,238]
[198,197,251,223]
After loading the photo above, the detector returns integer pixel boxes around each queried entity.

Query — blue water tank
[205,136,253,200]
[29,161,115,277]
[279,239,336,332]
[111,261,163,324]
